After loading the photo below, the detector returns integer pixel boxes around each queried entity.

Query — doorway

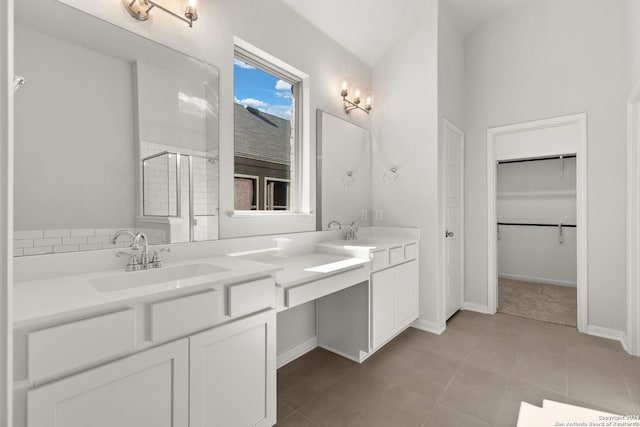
[495,155,577,326]
[486,113,588,332]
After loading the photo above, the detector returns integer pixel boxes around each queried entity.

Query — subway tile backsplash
[13,227,138,257]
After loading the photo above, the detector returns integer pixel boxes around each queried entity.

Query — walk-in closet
[496,154,577,326]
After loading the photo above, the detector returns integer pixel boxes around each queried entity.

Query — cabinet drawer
[405,243,418,260]
[389,246,404,265]
[370,249,389,271]
[150,289,219,342]
[28,309,136,382]
[227,277,275,318]
[286,266,368,308]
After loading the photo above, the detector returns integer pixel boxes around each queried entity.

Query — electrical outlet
[361,209,368,220]
[375,209,383,221]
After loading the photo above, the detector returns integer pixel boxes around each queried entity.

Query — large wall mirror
[316,111,371,230]
[13,0,219,257]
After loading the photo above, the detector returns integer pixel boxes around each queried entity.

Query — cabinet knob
[445,230,454,238]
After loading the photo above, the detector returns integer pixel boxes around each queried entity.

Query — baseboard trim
[411,318,445,335]
[586,325,627,349]
[276,336,318,368]
[462,303,492,314]
[498,273,577,288]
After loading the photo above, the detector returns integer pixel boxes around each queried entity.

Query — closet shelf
[497,222,576,228]
[497,190,576,199]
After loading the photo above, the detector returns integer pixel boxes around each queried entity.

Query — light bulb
[189,0,197,6]
[340,80,349,97]
[364,92,373,111]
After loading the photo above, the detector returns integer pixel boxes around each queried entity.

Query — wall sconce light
[340,79,372,114]
[123,0,198,28]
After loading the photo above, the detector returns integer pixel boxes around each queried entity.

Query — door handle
[445,230,454,238]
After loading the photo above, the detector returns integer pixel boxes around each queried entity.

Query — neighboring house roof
[234,103,291,165]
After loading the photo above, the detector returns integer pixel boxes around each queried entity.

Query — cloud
[275,91,292,99]
[234,58,255,69]
[237,97,267,108]
[262,105,292,120]
[275,79,292,91]
[236,96,292,121]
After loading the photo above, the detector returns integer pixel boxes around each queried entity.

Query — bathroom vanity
[13,256,281,427]
[12,227,418,427]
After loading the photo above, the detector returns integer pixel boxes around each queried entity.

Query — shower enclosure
[142,151,218,242]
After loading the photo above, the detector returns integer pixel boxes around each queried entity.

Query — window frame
[263,176,291,211]
[234,173,259,210]
[233,45,304,215]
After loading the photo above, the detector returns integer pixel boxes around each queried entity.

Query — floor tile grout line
[616,357,637,415]
[419,349,474,426]
[277,401,296,425]
[293,362,357,420]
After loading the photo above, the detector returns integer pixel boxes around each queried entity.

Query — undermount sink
[90,263,230,292]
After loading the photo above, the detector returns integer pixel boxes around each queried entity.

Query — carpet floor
[497,278,577,327]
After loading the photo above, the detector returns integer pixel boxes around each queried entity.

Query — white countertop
[13,256,281,326]
[240,251,370,288]
[13,227,419,326]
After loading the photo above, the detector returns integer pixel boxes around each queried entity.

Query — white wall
[464,0,628,332]
[135,61,213,152]
[13,24,136,230]
[628,0,640,89]
[372,0,441,326]
[438,0,464,129]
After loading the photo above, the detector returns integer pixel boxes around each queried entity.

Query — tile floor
[276,311,640,427]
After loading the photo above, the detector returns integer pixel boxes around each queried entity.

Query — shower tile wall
[140,141,219,243]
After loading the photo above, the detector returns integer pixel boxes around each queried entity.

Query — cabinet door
[190,310,276,427]
[27,339,189,427]
[395,260,418,329]
[371,268,396,349]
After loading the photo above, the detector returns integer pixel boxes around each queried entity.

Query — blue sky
[234,58,293,120]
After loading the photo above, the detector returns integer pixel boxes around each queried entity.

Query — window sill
[229,211,313,218]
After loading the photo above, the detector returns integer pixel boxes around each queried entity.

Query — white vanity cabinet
[370,250,418,350]
[190,310,276,427]
[27,339,189,427]
[15,271,279,427]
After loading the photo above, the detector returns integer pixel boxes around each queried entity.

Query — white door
[189,310,276,427]
[27,339,189,427]
[444,119,464,320]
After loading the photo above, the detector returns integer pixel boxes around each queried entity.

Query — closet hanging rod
[497,222,576,228]
[497,154,576,165]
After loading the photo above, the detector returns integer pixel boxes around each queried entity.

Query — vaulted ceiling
[280,0,538,66]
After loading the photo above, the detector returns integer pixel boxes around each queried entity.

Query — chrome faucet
[112,230,154,270]
[132,233,150,268]
[345,220,359,240]
[111,230,135,245]
[327,220,342,230]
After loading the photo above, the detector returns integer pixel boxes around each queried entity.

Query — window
[264,177,290,210]
[234,174,258,210]
[233,46,300,212]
